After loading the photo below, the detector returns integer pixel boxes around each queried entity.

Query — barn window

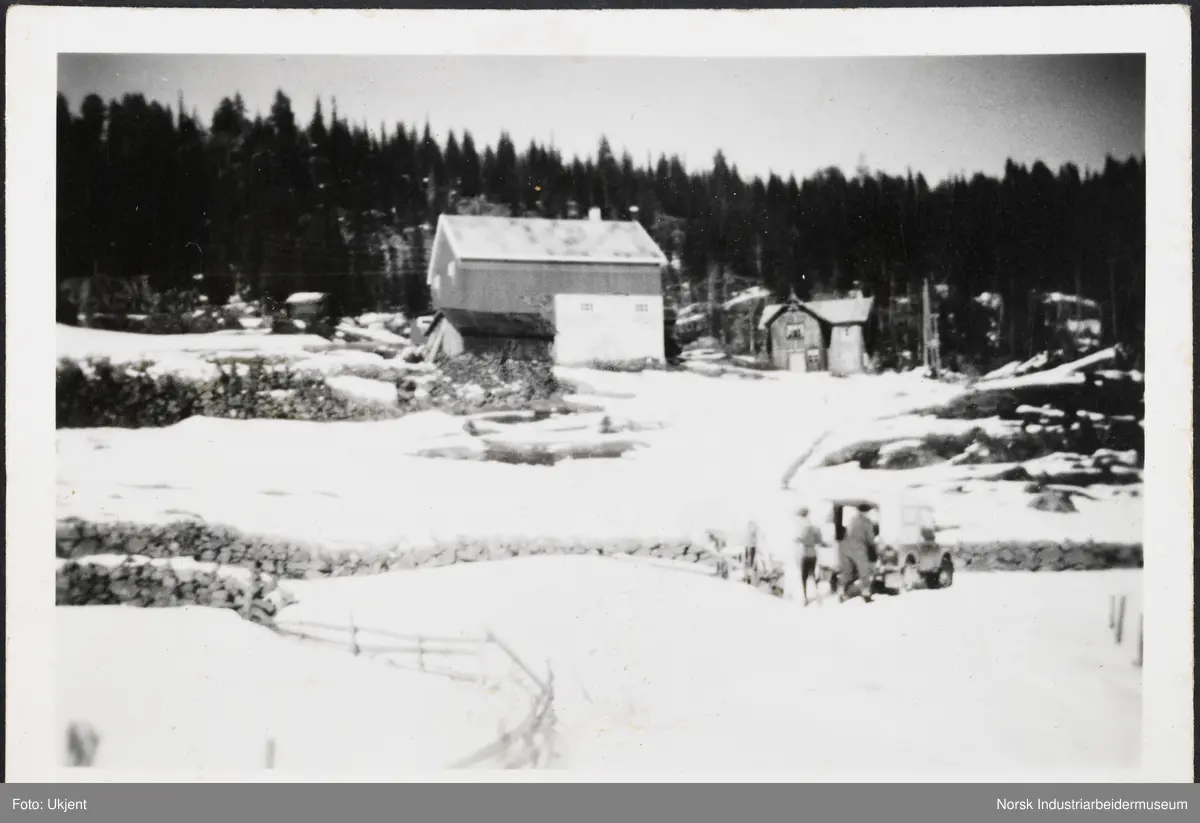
[447,262,457,280]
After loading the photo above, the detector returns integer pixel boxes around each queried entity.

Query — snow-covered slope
[57,324,334,361]
[275,557,1142,778]
[56,606,507,771]
[56,367,970,548]
[57,362,1138,551]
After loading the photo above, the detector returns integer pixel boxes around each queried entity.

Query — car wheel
[928,556,954,590]
[901,559,920,591]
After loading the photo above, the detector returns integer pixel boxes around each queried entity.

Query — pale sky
[59,54,1144,185]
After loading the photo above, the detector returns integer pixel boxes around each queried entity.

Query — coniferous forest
[57,90,1145,364]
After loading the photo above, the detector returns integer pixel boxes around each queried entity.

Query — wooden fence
[270,618,557,770]
[1109,593,1143,668]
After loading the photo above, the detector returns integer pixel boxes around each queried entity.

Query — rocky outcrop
[56,554,294,624]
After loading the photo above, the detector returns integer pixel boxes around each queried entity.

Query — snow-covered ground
[54,326,1145,777]
[56,367,951,546]
[56,319,951,539]
[56,360,1139,553]
[57,324,334,361]
[56,606,513,771]
[269,557,1142,777]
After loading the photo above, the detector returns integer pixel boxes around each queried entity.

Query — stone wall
[55,517,1142,613]
[56,518,732,579]
[56,554,295,624]
[952,541,1142,571]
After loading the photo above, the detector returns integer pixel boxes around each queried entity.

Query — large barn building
[424,214,668,365]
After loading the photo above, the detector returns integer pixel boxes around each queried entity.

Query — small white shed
[553,294,666,366]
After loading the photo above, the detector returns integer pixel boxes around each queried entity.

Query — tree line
[57,89,1145,361]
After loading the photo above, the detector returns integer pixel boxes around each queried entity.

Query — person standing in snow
[742,521,760,586]
[839,504,878,602]
[794,507,824,605]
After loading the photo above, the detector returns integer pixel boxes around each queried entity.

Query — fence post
[242,571,255,621]
[1108,595,1115,629]
[1135,614,1144,667]
[1115,595,1127,644]
[265,737,275,770]
[475,643,489,691]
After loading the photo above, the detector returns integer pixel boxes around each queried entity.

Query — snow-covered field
[57,324,335,361]
[56,606,512,771]
[56,359,1140,553]
[55,371,931,544]
[56,324,970,547]
[56,562,1141,776]
[55,326,1145,776]
[266,558,1139,776]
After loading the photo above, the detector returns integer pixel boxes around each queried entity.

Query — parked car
[813,496,955,596]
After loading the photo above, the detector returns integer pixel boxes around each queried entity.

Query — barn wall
[444,260,662,314]
[429,234,468,309]
[554,294,666,365]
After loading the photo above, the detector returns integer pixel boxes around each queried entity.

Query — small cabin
[284,292,330,324]
[761,295,875,375]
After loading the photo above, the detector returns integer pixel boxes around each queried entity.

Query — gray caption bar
[1,784,1196,823]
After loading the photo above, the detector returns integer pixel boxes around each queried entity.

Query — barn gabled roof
[436,215,668,266]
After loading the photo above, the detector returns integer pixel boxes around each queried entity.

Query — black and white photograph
[5,7,1193,783]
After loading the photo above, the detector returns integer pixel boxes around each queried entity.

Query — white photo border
[5,5,1192,783]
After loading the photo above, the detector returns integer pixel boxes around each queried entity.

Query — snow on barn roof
[438,215,668,266]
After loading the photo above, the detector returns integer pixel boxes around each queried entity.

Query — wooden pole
[921,278,931,370]
[1108,256,1119,343]
[887,263,896,358]
[1116,595,1127,644]
[265,737,276,769]
[1135,615,1143,667]
[242,572,255,621]
[1109,595,1115,629]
